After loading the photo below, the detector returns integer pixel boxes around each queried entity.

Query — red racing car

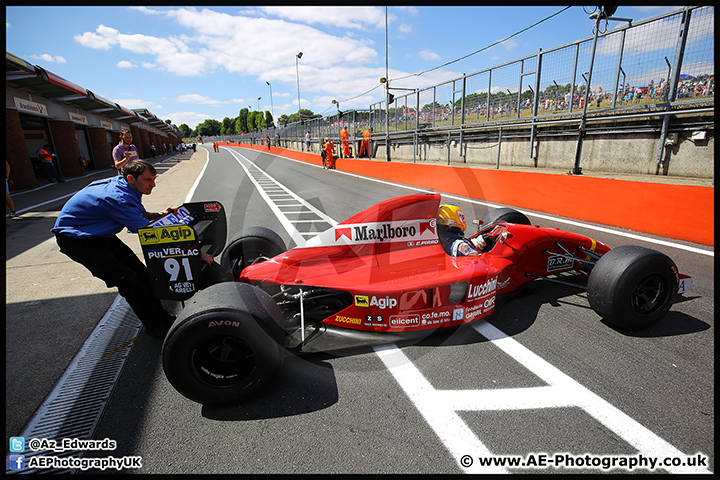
[138,193,692,405]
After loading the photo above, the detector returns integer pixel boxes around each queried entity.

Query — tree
[247,111,260,131]
[458,92,487,109]
[221,117,235,135]
[195,119,222,137]
[178,123,192,138]
[421,101,446,113]
[286,109,320,124]
[238,108,249,133]
[265,111,274,129]
[255,111,265,131]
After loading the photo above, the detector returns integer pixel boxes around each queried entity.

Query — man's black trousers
[55,233,173,330]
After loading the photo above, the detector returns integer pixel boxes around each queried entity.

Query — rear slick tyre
[481,208,531,226]
[162,282,285,404]
[221,227,286,277]
[587,245,679,330]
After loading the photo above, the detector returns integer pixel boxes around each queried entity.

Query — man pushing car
[52,160,212,338]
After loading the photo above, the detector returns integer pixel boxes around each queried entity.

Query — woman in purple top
[112,128,139,175]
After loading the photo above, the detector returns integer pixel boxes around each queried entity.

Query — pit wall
[382,132,715,178]
[218,143,714,247]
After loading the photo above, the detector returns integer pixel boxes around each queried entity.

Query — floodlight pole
[266,81,274,124]
[385,6,391,162]
[655,7,691,173]
[296,52,303,150]
[571,11,602,175]
[572,9,634,175]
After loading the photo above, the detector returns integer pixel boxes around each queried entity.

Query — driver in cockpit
[437,204,487,257]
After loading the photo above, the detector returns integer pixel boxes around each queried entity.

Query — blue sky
[5,5,681,129]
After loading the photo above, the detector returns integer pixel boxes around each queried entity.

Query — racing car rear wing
[138,201,227,301]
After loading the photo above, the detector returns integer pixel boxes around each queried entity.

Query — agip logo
[354,295,370,307]
[354,295,398,309]
[139,225,195,245]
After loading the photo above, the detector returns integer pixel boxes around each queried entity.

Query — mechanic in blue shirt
[52,160,180,338]
[437,204,487,256]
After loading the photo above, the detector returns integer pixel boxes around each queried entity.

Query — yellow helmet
[437,204,466,232]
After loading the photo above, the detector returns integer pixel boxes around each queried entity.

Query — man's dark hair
[123,159,156,180]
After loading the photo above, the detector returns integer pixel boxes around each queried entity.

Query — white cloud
[30,54,67,63]
[117,60,136,69]
[163,111,212,128]
[72,6,458,114]
[259,6,390,30]
[111,98,159,110]
[175,94,249,105]
[176,94,222,104]
[73,25,120,50]
[419,49,441,61]
[501,39,518,51]
[76,7,379,81]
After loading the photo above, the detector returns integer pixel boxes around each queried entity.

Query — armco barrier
[219,143,714,247]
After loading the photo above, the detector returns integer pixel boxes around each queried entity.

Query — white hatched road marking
[231,147,712,475]
[226,148,336,247]
[376,323,712,474]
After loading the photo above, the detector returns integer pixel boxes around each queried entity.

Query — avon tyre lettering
[207,320,241,328]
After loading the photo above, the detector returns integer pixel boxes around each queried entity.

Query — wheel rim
[191,335,256,387]
[231,247,271,271]
[630,273,668,315]
[245,248,270,266]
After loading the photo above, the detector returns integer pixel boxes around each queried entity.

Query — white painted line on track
[232,148,712,474]
[374,344,508,474]
[268,151,713,257]
[376,323,713,474]
[473,322,711,474]
[185,148,210,203]
[226,148,336,247]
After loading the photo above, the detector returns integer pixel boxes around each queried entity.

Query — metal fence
[229,6,713,154]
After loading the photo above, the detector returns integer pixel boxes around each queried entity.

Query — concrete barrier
[219,143,714,246]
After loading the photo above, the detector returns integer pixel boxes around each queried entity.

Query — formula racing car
[138,194,692,405]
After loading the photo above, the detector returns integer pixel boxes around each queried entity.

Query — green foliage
[247,110,263,131]
[178,123,193,137]
[192,108,317,135]
[194,119,222,137]
[285,109,321,124]
[221,117,236,135]
[238,108,249,133]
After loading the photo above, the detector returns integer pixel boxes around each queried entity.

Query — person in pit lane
[437,204,488,256]
[52,160,214,339]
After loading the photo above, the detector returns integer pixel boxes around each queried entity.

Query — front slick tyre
[162,282,285,405]
[587,245,679,330]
